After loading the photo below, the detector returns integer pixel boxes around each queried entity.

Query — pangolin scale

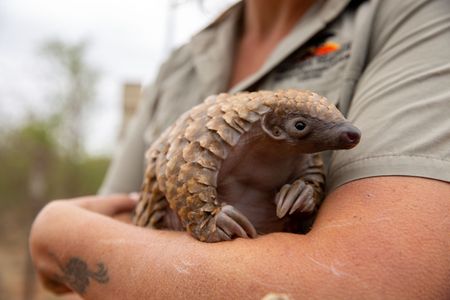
[134,89,361,242]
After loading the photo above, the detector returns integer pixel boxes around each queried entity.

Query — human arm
[30,176,450,299]
[31,0,450,298]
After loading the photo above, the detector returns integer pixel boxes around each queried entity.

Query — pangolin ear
[261,114,288,140]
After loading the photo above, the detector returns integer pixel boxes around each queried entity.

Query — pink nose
[339,126,361,148]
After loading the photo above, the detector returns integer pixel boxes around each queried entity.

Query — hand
[29,194,139,294]
[69,193,139,220]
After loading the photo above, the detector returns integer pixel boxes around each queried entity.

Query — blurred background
[0,0,236,298]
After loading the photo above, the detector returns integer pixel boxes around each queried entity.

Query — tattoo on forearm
[51,254,109,294]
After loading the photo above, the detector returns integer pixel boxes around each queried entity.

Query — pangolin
[134,89,361,242]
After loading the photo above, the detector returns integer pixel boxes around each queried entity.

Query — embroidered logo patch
[273,32,351,82]
[311,41,341,56]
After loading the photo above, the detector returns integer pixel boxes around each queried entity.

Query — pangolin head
[260,89,361,153]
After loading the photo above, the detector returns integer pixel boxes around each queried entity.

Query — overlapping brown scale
[185,194,202,209]
[244,104,271,115]
[187,209,205,224]
[165,134,187,161]
[176,206,189,226]
[246,99,270,115]
[165,152,183,175]
[234,105,260,123]
[183,117,205,143]
[168,185,191,220]
[136,206,151,227]
[218,100,233,114]
[206,102,223,118]
[154,143,169,191]
[195,169,218,187]
[197,131,229,160]
[222,111,252,133]
[206,116,241,146]
[182,141,221,171]
[196,187,216,202]
[185,177,211,194]
[135,178,164,228]
[178,162,217,187]
[155,160,168,193]
[134,194,149,225]
[165,156,186,200]
[263,89,345,124]
[189,102,209,120]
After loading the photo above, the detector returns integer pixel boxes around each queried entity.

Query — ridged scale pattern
[134,89,344,241]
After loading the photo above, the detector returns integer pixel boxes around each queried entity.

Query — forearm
[31,177,450,299]
[30,202,344,299]
[32,201,285,298]
[29,203,436,300]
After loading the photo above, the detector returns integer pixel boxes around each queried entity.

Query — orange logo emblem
[311,41,341,56]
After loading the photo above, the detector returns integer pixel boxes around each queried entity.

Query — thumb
[104,193,140,215]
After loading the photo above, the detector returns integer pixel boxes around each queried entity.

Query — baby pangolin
[134,89,361,242]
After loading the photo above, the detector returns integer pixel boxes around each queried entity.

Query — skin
[229,0,316,88]
[30,177,450,299]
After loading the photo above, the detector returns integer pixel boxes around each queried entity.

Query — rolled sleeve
[328,0,450,191]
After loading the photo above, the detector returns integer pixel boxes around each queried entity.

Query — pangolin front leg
[275,153,325,219]
[210,205,258,242]
[184,200,258,243]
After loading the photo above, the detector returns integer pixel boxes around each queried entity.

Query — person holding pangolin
[30,1,450,299]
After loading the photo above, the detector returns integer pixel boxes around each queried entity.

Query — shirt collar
[189,0,352,95]
[188,2,242,97]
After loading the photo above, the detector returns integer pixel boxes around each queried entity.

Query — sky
[0,0,236,155]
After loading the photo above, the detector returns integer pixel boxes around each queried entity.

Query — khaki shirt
[100,0,450,195]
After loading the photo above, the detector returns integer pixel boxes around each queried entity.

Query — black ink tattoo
[51,254,109,294]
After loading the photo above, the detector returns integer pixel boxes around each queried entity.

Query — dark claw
[149,210,165,225]
[137,209,151,227]
[289,185,313,215]
[276,180,319,218]
[223,205,257,238]
[302,194,316,213]
[217,210,248,238]
[217,228,232,241]
[153,201,168,211]
[275,184,290,206]
[277,181,305,218]
[216,205,257,239]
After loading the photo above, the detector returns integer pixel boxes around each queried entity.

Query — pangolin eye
[295,121,306,131]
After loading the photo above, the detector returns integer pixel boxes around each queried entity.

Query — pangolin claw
[275,180,316,218]
[215,205,257,240]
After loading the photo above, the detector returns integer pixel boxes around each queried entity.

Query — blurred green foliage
[0,118,110,221]
[0,38,108,222]
[0,38,114,300]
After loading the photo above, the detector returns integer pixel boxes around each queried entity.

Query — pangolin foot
[209,205,258,242]
[275,180,316,218]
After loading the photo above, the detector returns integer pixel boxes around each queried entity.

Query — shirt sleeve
[98,84,157,195]
[328,0,450,191]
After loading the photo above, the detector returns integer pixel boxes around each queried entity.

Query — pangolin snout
[338,125,361,149]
